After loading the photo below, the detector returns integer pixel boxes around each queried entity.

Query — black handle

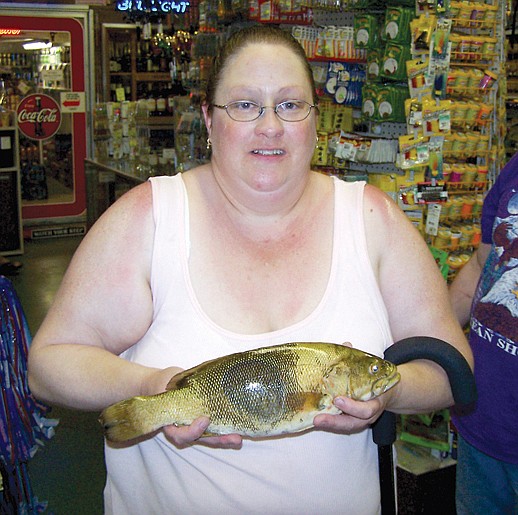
[372,336,476,446]
[373,337,476,515]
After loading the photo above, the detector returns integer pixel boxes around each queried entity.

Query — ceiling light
[22,40,52,51]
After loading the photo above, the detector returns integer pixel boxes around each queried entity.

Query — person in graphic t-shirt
[449,152,518,515]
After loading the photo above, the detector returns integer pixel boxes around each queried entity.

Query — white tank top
[104,174,392,515]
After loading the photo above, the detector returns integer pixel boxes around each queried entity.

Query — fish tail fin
[99,396,158,443]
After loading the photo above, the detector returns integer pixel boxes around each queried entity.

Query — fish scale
[100,342,400,443]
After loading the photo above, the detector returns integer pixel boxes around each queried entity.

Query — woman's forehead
[219,44,310,88]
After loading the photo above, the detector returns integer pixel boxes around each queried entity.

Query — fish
[100,342,400,443]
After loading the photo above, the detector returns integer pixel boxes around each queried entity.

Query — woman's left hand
[313,395,388,434]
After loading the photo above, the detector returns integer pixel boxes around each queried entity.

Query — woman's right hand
[147,368,244,450]
[162,417,243,449]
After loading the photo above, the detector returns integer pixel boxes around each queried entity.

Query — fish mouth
[372,370,401,397]
[251,149,285,156]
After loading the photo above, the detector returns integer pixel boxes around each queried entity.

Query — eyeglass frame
[210,99,319,122]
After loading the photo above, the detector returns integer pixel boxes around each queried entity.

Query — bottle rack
[101,23,179,121]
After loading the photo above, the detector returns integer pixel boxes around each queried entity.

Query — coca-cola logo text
[17,93,61,140]
[18,107,59,124]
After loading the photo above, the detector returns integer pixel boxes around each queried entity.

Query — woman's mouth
[251,149,285,156]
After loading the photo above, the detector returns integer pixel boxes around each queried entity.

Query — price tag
[425,203,442,236]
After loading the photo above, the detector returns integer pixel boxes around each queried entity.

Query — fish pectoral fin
[200,430,220,438]
[299,392,327,412]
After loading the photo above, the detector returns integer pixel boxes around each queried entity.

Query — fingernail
[335,397,346,409]
[198,417,210,430]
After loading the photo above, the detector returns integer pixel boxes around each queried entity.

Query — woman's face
[203,43,318,209]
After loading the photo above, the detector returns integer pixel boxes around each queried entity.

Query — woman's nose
[255,107,284,135]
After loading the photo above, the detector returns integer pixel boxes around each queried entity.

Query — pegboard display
[312,9,355,27]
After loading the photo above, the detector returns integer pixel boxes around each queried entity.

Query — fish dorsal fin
[166,356,222,390]
[166,369,192,390]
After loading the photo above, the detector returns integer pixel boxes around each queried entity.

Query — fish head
[323,350,400,401]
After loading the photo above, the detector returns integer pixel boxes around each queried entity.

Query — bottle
[121,43,131,73]
[156,84,166,116]
[146,83,156,116]
[146,46,153,73]
[166,85,175,115]
[109,41,119,72]
[136,43,146,73]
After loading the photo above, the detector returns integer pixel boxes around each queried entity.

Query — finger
[334,397,381,421]
[163,417,210,447]
[198,433,243,450]
[163,418,243,449]
[313,413,366,435]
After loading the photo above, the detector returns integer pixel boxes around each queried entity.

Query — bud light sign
[17,93,61,141]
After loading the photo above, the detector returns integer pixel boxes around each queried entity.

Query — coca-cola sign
[17,93,61,141]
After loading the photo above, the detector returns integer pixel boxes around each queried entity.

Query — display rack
[0,126,23,255]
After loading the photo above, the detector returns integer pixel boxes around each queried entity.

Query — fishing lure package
[334,131,398,163]
[383,7,413,45]
[324,62,365,107]
[353,14,380,50]
[366,49,382,81]
[361,83,409,123]
[410,14,437,56]
[380,42,412,82]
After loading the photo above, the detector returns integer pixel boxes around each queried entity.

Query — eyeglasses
[211,100,318,122]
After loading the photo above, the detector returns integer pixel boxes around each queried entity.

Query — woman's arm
[448,243,491,327]
[315,185,474,434]
[28,182,174,410]
[364,184,473,412]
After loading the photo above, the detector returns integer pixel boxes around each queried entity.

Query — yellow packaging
[469,37,484,60]
[476,166,489,183]
[476,134,490,153]
[451,101,468,125]
[476,103,493,126]
[461,196,476,218]
[464,133,479,156]
[369,173,397,192]
[451,132,467,154]
[441,198,453,218]
[443,163,452,182]
[450,197,465,217]
[317,99,334,132]
[460,225,474,244]
[464,163,478,182]
[434,228,452,247]
[464,103,479,127]
[481,36,497,55]
[455,69,471,94]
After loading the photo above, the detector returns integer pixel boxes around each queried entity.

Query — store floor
[6,235,105,514]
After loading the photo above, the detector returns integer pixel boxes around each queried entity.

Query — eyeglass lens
[223,101,313,122]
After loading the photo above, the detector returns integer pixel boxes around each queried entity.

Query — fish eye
[369,364,379,375]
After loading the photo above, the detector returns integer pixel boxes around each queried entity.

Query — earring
[206,137,212,150]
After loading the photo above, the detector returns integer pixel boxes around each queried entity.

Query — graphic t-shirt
[453,153,518,464]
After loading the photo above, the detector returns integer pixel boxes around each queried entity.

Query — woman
[28,25,471,514]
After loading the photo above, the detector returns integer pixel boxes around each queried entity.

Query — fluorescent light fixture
[23,40,52,51]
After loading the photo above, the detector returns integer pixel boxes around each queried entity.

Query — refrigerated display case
[0,3,94,241]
